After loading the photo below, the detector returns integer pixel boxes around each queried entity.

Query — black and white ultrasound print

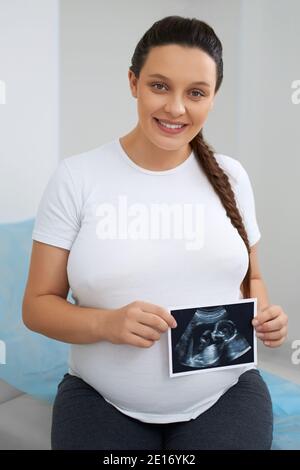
[168,298,257,377]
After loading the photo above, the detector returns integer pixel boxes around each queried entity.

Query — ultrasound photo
[168,298,257,377]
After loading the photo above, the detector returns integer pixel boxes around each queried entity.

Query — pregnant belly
[68,336,246,414]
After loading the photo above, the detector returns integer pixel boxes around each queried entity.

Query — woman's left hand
[252,305,288,348]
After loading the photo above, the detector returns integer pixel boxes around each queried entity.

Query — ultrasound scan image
[174,306,251,368]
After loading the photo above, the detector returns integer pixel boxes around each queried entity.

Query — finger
[263,337,287,348]
[255,316,287,333]
[256,327,287,341]
[253,305,281,325]
[132,323,161,341]
[128,333,155,349]
[138,311,169,333]
[139,301,177,328]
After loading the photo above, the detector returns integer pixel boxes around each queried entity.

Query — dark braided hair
[129,15,251,298]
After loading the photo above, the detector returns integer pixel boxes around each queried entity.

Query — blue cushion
[0,219,69,402]
[260,370,300,450]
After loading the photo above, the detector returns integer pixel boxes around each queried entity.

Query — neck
[119,126,192,171]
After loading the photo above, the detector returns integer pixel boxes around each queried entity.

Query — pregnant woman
[22,15,288,450]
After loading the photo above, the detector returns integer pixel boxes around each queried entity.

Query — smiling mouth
[154,117,188,126]
[153,117,189,135]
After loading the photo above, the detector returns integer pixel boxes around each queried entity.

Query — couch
[0,379,52,449]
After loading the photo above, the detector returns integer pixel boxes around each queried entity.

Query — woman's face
[128,44,217,151]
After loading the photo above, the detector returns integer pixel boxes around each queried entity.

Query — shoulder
[214,152,245,187]
[214,152,258,217]
[43,140,117,201]
[62,139,116,175]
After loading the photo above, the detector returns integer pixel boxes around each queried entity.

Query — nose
[164,94,186,117]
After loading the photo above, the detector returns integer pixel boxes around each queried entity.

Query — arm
[250,278,270,312]
[248,242,288,347]
[249,242,270,311]
[22,241,110,344]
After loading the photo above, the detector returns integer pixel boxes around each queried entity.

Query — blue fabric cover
[0,219,69,402]
[260,370,300,450]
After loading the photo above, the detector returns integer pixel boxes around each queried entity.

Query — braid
[190,130,251,299]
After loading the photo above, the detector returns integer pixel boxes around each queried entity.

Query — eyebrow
[148,73,211,88]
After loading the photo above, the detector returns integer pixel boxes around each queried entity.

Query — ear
[128,70,138,98]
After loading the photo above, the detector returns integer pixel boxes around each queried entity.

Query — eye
[191,89,205,98]
[150,82,205,98]
[151,82,167,91]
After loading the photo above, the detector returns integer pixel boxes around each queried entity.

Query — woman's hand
[252,305,288,347]
[104,300,177,348]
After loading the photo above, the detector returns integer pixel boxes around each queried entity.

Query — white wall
[235,0,300,377]
[237,0,300,314]
[0,0,59,222]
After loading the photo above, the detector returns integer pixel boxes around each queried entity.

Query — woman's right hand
[104,300,177,348]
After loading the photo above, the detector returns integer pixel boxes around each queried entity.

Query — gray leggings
[51,368,273,450]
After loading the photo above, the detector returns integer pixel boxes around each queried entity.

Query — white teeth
[157,119,185,129]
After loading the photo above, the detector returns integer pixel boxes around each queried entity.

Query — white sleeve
[32,160,81,250]
[234,162,261,247]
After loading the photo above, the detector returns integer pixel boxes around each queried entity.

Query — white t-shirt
[32,138,261,423]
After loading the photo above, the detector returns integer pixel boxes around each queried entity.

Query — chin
[151,136,186,150]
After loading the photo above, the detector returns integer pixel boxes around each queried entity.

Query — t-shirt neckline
[115,137,195,176]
